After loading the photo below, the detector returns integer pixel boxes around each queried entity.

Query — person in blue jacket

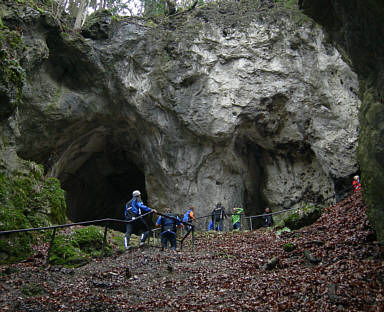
[156,209,183,250]
[182,206,197,232]
[124,190,157,250]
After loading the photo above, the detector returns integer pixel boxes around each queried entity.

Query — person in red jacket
[352,175,361,192]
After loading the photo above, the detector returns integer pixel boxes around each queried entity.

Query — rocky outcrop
[300,0,384,242]
[1,1,360,228]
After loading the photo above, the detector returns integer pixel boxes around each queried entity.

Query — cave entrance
[235,136,267,229]
[61,144,147,232]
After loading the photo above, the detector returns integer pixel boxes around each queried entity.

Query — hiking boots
[139,242,145,248]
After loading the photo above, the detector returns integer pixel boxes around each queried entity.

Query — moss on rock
[278,204,322,231]
[48,234,90,267]
[0,204,33,263]
[49,226,113,266]
[71,225,111,257]
[0,162,67,264]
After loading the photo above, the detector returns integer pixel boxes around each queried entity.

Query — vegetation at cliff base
[49,226,114,267]
[0,163,66,264]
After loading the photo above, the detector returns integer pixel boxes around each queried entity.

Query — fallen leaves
[0,193,383,311]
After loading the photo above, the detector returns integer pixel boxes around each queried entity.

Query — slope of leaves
[0,192,383,311]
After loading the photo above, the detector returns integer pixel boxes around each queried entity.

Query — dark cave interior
[61,144,148,232]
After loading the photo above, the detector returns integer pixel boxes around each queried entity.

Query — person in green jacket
[231,207,243,230]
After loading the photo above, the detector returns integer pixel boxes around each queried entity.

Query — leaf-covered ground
[1,192,383,311]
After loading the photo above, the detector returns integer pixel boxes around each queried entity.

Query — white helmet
[354,175,359,180]
[132,190,141,197]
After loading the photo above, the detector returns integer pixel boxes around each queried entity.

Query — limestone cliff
[1,1,360,229]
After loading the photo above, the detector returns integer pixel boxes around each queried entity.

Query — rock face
[2,2,360,228]
[300,0,384,242]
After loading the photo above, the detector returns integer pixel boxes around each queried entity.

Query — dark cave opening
[235,136,268,229]
[61,147,147,232]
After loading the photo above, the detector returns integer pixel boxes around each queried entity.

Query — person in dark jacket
[263,207,273,227]
[124,190,157,250]
[211,203,227,231]
[156,209,183,250]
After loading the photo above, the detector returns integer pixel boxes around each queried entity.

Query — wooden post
[46,227,56,266]
[101,222,108,258]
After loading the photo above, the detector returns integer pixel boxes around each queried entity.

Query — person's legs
[169,233,177,250]
[139,219,150,246]
[125,223,134,249]
[218,219,224,231]
[139,230,149,247]
[160,233,168,250]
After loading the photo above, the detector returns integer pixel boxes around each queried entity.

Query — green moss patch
[71,226,111,257]
[49,234,90,267]
[281,204,322,230]
[0,18,26,118]
[49,225,116,267]
[0,163,67,264]
[283,242,296,252]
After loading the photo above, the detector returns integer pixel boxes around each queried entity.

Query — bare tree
[74,0,90,29]
[55,0,69,18]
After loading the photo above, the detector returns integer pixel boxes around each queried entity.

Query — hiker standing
[263,207,273,227]
[156,209,183,250]
[231,207,244,230]
[211,203,227,231]
[182,206,197,231]
[352,175,361,192]
[124,190,157,250]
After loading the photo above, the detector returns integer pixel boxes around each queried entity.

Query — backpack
[182,209,191,222]
[124,199,139,220]
[161,213,178,232]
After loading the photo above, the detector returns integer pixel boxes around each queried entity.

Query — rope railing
[0,185,355,263]
[0,212,195,265]
[195,185,355,231]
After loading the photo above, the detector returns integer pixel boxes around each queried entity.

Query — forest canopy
[50,0,207,28]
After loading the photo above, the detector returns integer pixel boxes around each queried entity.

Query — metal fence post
[250,217,253,231]
[101,222,109,258]
[46,227,56,266]
[191,226,195,250]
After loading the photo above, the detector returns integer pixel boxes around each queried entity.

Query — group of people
[123,190,275,252]
[124,190,196,251]
[208,204,272,231]
[124,175,363,251]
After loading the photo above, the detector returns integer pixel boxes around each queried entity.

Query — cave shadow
[62,147,149,233]
[234,136,268,229]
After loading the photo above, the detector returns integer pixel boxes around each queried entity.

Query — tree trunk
[74,0,89,30]
[55,0,68,18]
